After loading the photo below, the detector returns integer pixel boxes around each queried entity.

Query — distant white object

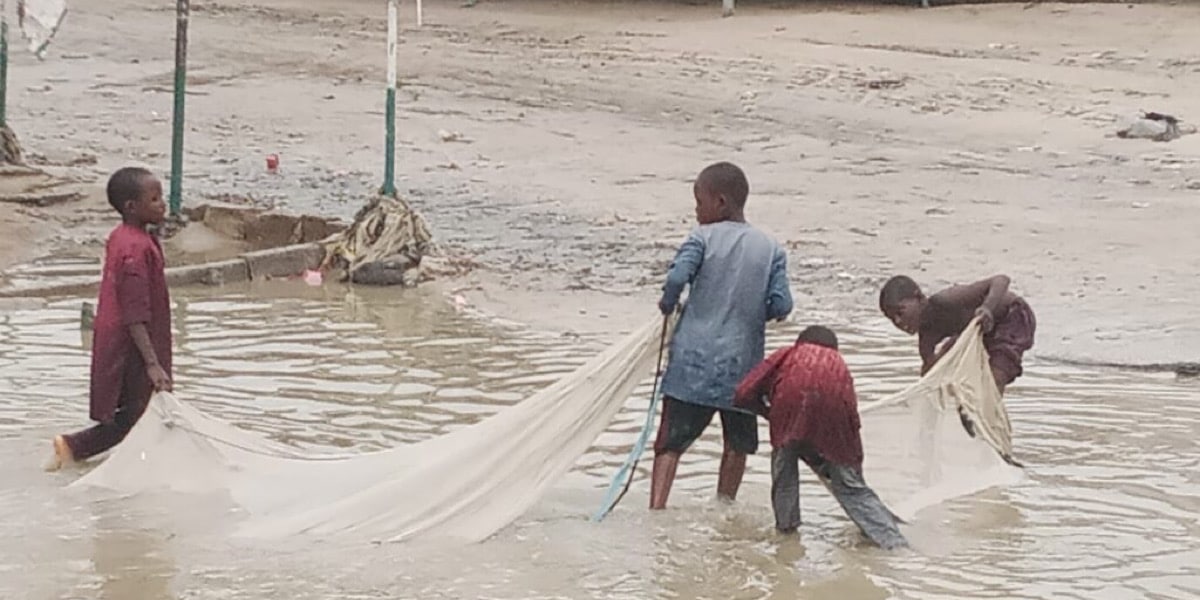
[1116,112,1195,143]
[17,0,68,59]
[302,269,323,286]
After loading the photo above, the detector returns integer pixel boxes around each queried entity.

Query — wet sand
[2,283,1198,598]
[3,0,1200,365]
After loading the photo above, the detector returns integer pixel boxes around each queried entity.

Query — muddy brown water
[1,282,1197,599]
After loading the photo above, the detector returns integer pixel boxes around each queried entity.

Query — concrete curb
[244,244,325,282]
[0,243,325,298]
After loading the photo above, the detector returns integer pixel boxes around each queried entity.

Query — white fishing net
[18,0,69,59]
[858,319,1021,520]
[72,316,1018,542]
[73,316,671,543]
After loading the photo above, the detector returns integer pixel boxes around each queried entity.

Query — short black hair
[106,167,154,214]
[879,275,922,313]
[696,161,749,208]
[797,325,838,350]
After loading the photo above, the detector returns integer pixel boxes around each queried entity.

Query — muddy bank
[4,0,1200,365]
[1040,355,1200,378]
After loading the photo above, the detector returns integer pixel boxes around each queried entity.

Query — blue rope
[591,386,662,522]
[592,314,669,522]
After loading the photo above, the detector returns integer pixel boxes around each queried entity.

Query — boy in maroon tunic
[735,326,907,549]
[48,167,173,470]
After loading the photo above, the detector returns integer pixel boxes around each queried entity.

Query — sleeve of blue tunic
[659,231,705,314]
[765,246,793,321]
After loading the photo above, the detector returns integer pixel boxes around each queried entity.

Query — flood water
[1,283,1198,599]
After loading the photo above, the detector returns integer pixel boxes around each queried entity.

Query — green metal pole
[1,1,9,128]
[380,0,398,198]
[169,0,190,216]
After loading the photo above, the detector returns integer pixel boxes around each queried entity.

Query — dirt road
[4,0,1199,365]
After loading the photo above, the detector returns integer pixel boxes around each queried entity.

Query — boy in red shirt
[735,326,907,549]
[48,167,173,469]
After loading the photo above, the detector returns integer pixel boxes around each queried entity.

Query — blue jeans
[771,444,908,550]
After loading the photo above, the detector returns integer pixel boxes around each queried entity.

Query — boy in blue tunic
[650,162,793,509]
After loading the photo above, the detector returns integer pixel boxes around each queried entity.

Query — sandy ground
[2,0,1199,365]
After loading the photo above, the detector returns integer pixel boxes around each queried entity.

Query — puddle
[0,255,101,290]
[1,282,1198,599]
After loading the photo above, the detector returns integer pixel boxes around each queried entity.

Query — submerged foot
[44,435,74,472]
[1002,453,1025,468]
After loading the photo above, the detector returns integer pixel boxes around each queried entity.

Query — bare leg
[989,366,1026,466]
[956,364,1009,439]
[957,405,977,438]
[716,444,747,502]
[991,365,1009,395]
[649,452,680,510]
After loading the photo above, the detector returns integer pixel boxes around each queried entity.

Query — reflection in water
[0,281,1197,599]
[90,500,175,600]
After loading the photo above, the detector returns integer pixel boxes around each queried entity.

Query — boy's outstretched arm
[918,333,938,376]
[659,233,704,314]
[734,347,789,417]
[976,274,1011,329]
[928,275,1012,332]
[765,248,793,322]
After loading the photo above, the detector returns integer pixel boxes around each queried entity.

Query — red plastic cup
[266,154,280,173]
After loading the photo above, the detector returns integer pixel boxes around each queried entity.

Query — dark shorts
[986,298,1037,385]
[944,298,1037,386]
[653,396,758,455]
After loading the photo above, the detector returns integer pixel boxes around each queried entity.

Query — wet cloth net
[72,316,1017,542]
[73,316,673,543]
[858,319,1019,519]
[18,0,69,59]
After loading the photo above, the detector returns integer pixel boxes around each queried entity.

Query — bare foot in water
[45,435,74,472]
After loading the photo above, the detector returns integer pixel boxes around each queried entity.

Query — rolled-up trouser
[64,392,149,462]
[770,444,908,550]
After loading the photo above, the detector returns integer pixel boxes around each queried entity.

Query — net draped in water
[72,316,1018,542]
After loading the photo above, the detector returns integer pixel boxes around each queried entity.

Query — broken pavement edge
[0,243,326,298]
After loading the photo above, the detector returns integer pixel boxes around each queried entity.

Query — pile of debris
[321,195,435,286]
[1,127,24,166]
